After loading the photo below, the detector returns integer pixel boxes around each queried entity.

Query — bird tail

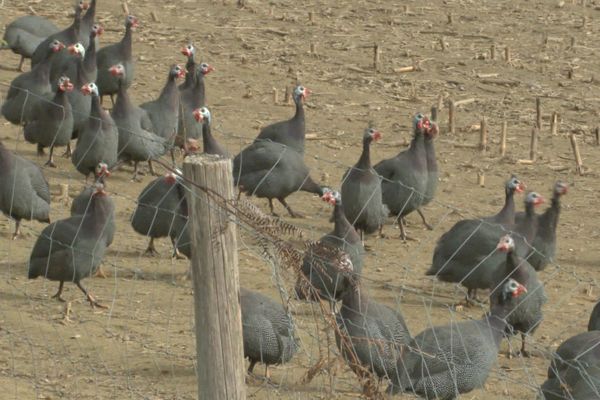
[0,39,9,50]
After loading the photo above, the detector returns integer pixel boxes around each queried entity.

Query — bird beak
[372,130,382,141]
[67,44,78,55]
[516,183,526,193]
[109,66,121,76]
[193,109,203,123]
[81,84,91,95]
[203,65,215,75]
[512,283,528,297]
[181,46,192,57]
[177,67,187,79]
[95,26,105,36]
[534,196,545,206]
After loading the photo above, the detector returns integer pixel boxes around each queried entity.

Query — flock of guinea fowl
[1,1,599,399]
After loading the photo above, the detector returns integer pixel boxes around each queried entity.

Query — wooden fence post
[183,154,246,400]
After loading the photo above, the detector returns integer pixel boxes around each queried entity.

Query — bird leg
[45,146,57,168]
[131,162,144,182]
[17,56,25,72]
[110,95,115,107]
[144,238,159,256]
[76,281,107,309]
[417,209,433,230]
[171,242,186,260]
[278,197,304,218]
[37,144,45,156]
[11,220,21,240]
[148,160,160,176]
[170,149,176,167]
[61,142,72,158]
[247,360,257,374]
[52,281,66,302]
[519,333,531,357]
[398,218,417,241]
[267,199,280,217]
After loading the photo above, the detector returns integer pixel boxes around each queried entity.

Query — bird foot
[87,294,107,309]
[11,233,19,240]
[423,221,434,231]
[400,234,418,242]
[508,349,532,359]
[52,292,66,302]
[61,148,72,158]
[45,160,57,168]
[172,248,186,260]
[245,373,278,388]
[94,267,108,279]
[288,211,305,219]
[144,246,159,257]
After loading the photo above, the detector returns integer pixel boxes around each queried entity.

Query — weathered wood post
[183,154,246,400]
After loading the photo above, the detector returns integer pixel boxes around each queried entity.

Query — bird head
[172,64,187,79]
[504,278,528,299]
[193,107,211,124]
[81,82,99,97]
[181,44,195,58]
[294,85,310,103]
[199,62,214,76]
[496,235,515,253]
[554,181,568,196]
[95,163,111,178]
[109,63,125,77]
[126,15,139,30]
[365,127,382,142]
[525,192,545,207]
[92,24,105,37]
[68,43,86,58]
[57,76,74,92]
[507,175,526,194]
[50,40,65,53]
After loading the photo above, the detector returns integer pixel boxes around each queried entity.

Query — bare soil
[1,0,599,398]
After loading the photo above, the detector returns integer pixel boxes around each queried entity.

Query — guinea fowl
[1,15,59,71]
[374,113,434,240]
[340,127,387,240]
[24,76,75,167]
[0,141,51,239]
[109,64,169,180]
[140,64,186,155]
[80,0,97,49]
[30,1,87,67]
[70,164,116,257]
[589,301,600,331]
[419,115,439,228]
[131,171,188,256]
[96,15,138,104]
[514,181,568,271]
[71,83,119,179]
[64,43,92,143]
[296,190,364,304]
[240,288,298,379]
[335,281,411,384]
[426,176,526,302]
[28,183,114,308]
[1,39,63,125]
[540,331,600,400]
[492,235,547,357]
[65,24,102,85]
[233,139,325,218]
[253,85,309,154]
[387,282,521,398]
[178,44,214,145]
[192,107,229,157]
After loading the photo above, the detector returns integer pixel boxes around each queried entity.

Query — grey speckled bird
[374,113,435,240]
[0,141,51,239]
[240,287,298,378]
[1,15,58,71]
[96,15,138,104]
[514,181,568,271]
[589,301,600,332]
[336,282,411,384]
[296,190,364,305]
[131,172,187,256]
[388,284,519,399]
[491,235,547,358]
[71,83,118,179]
[340,127,387,240]
[23,76,75,167]
[539,331,600,400]
[28,184,114,308]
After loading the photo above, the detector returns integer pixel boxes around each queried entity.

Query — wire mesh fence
[0,75,598,400]
[1,0,600,398]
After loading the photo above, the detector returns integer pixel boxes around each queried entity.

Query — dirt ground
[1,0,599,398]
